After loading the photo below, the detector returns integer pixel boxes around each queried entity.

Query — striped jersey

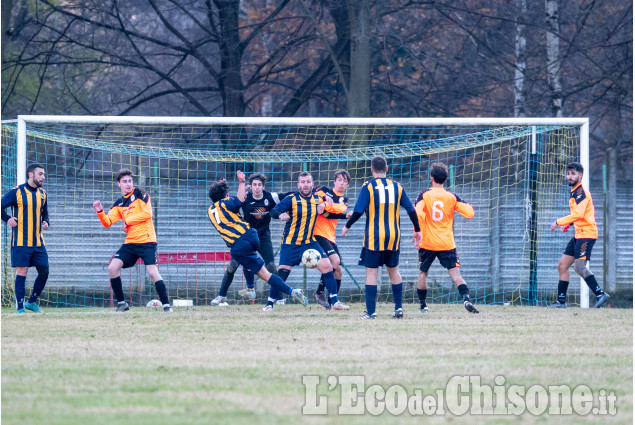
[415,187,474,251]
[97,187,157,244]
[556,183,598,239]
[1,183,49,248]
[273,192,322,245]
[352,178,415,251]
[208,196,250,247]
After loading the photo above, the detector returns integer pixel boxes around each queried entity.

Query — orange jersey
[313,187,348,243]
[415,187,474,251]
[97,187,157,244]
[556,183,598,239]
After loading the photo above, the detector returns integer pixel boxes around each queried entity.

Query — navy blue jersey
[352,177,415,251]
[208,196,250,248]
[1,183,49,248]
[241,190,292,236]
[273,192,322,245]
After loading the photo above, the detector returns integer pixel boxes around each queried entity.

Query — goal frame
[12,115,591,307]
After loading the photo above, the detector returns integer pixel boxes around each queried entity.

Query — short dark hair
[371,156,387,173]
[116,168,133,182]
[298,172,312,181]
[333,169,351,183]
[26,163,44,179]
[248,173,267,185]
[430,163,449,184]
[566,162,584,174]
[208,180,229,202]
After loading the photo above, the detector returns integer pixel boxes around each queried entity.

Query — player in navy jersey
[1,163,50,313]
[343,157,421,320]
[211,173,292,306]
[207,171,307,309]
[269,172,349,311]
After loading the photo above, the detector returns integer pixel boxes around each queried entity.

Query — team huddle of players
[1,157,609,316]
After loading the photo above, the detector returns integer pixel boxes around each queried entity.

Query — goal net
[1,117,590,309]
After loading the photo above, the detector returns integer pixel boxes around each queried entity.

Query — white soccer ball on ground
[301,249,321,268]
[146,299,162,308]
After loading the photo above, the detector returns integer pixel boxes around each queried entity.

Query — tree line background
[1,0,632,177]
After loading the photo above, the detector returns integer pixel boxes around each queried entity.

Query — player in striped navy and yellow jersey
[343,157,421,320]
[1,163,50,313]
[207,171,308,309]
[549,162,609,309]
[93,169,172,312]
[270,172,349,311]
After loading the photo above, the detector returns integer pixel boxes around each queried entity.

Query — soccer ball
[301,249,321,268]
[146,299,162,308]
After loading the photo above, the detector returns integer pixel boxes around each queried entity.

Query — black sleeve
[345,211,364,228]
[408,210,421,232]
[270,208,281,219]
[322,211,349,220]
[1,209,10,223]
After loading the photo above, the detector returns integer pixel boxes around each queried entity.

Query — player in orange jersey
[93,169,171,312]
[312,169,353,309]
[549,162,609,308]
[414,163,478,314]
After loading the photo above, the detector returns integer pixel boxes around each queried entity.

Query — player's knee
[35,266,49,280]
[227,259,239,274]
[265,262,277,274]
[107,262,120,276]
[573,260,587,276]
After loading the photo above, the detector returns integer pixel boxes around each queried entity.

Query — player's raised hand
[324,196,334,206]
[42,221,49,230]
[93,200,103,212]
[237,170,246,183]
[561,224,571,232]
[413,231,422,247]
[341,227,349,238]
[7,217,18,227]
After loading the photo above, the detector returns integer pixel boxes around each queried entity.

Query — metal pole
[580,121,590,308]
[528,127,538,305]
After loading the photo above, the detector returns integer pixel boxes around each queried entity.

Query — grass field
[2,303,632,425]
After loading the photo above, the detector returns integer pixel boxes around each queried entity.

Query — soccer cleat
[392,307,404,319]
[464,300,479,314]
[594,293,610,308]
[238,288,256,299]
[547,301,567,308]
[262,305,273,312]
[17,309,25,314]
[419,306,429,314]
[276,298,286,305]
[291,289,308,306]
[163,304,173,312]
[116,301,130,312]
[210,296,228,307]
[314,291,331,310]
[332,301,349,310]
[360,312,377,320]
[24,301,44,313]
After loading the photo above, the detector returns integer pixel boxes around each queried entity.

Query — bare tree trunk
[545,0,563,117]
[347,0,370,117]
[1,0,15,65]
[218,0,245,117]
[514,0,527,118]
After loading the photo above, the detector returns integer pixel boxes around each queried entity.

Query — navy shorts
[114,242,158,269]
[563,237,596,261]
[315,235,341,259]
[231,228,265,273]
[11,246,49,268]
[358,247,399,268]
[279,240,327,267]
[419,248,460,273]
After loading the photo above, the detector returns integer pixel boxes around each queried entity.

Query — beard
[33,179,43,187]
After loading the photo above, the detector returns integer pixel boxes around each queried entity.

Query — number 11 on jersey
[375,182,395,204]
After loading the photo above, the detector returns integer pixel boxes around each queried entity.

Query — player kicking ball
[93,169,172,312]
[207,171,307,309]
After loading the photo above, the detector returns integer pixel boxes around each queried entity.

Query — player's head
[333,169,350,193]
[115,168,134,194]
[26,163,45,187]
[248,173,267,197]
[297,172,314,197]
[565,162,583,186]
[371,156,387,176]
[430,163,449,184]
[208,180,229,203]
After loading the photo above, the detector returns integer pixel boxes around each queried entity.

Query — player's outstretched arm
[94,200,122,228]
[236,171,247,202]
[271,196,291,221]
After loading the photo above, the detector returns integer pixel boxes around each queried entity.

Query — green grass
[2,304,632,425]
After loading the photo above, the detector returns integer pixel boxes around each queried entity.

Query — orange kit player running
[549,162,609,308]
[312,169,353,309]
[93,168,172,312]
[414,163,478,314]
